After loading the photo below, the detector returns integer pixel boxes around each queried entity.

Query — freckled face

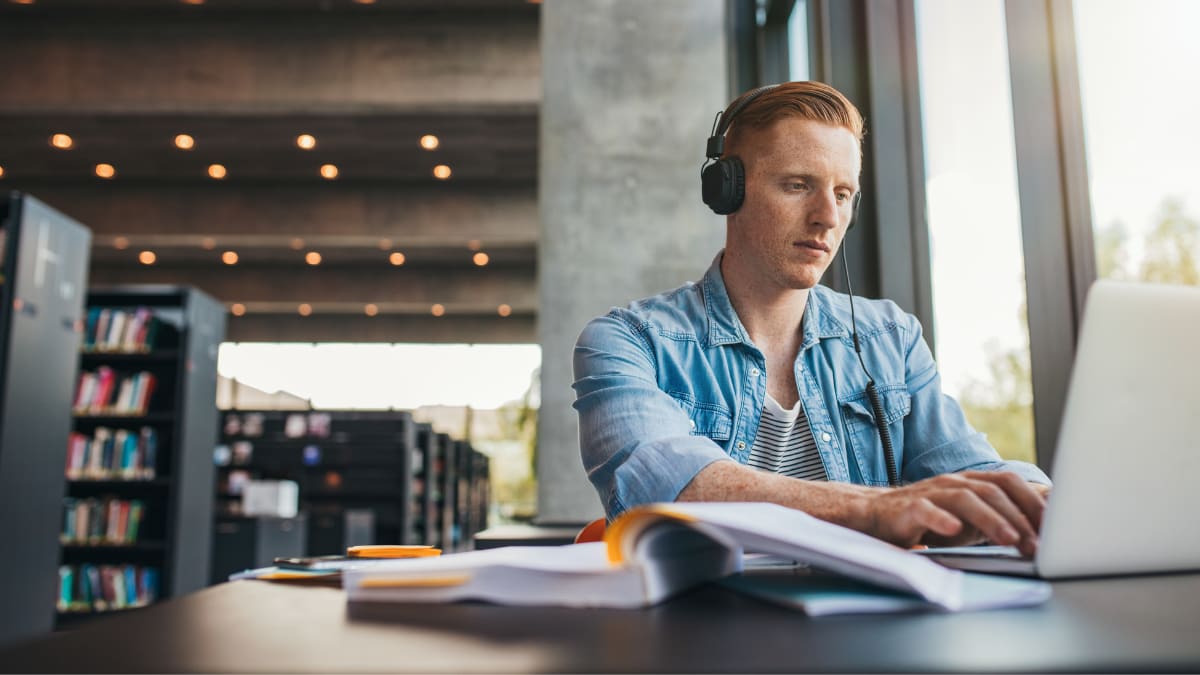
[725,118,861,291]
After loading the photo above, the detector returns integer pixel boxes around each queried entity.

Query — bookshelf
[413,423,437,546]
[58,286,225,627]
[214,410,420,553]
[0,193,91,647]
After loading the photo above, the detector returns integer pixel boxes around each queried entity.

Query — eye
[836,191,852,204]
[786,182,809,192]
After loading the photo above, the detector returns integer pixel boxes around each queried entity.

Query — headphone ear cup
[701,157,745,215]
[848,191,862,230]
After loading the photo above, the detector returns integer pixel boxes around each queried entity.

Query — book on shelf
[61,497,146,545]
[73,369,157,416]
[58,564,158,613]
[83,306,164,353]
[65,426,158,480]
[344,502,1051,614]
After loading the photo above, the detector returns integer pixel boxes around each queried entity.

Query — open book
[344,502,1050,613]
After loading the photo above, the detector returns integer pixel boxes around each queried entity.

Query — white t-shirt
[746,393,828,481]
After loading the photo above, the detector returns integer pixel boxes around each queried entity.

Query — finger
[932,488,1022,549]
[962,478,1039,557]
[964,471,1047,532]
[907,496,962,540]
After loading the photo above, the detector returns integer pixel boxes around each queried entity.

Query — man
[572,81,1051,556]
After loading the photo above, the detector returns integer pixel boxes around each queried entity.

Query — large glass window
[916,0,1035,463]
[1075,0,1200,287]
[787,0,809,81]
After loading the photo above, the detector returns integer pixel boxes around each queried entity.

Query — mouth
[794,239,831,253]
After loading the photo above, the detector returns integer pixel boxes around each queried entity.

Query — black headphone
[700,85,863,226]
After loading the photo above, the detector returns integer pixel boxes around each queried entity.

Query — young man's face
[726,117,861,292]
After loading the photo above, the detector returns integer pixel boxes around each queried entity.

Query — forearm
[676,460,878,532]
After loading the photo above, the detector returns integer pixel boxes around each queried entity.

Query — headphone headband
[705,84,780,160]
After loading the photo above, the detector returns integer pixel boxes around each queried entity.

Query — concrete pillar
[537,0,729,523]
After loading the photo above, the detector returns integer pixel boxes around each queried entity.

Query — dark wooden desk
[3,572,1200,672]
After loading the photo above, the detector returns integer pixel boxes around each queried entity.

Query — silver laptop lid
[1038,280,1200,578]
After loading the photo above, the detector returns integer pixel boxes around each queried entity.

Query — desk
[3,573,1200,672]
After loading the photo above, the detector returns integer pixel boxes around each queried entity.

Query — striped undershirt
[746,394,828,481]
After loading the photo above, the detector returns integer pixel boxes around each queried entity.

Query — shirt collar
[700,251,850,350]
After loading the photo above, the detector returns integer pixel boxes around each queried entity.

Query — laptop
[919,280,1200,579]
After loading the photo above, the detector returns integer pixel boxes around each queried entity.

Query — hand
[863,471,1046,557]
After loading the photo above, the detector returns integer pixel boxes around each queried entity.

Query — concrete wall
[537,0,729,523]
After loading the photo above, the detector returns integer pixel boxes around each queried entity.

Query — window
[916,0,1035,463]
[1075,0,1200,287]
[787,0,809,81]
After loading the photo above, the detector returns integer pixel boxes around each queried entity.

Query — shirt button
[821,432,832,443]
[736,441,746,450]
[750,367,761,377]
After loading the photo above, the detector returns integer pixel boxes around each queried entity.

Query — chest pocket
[838,385,911,486]
[668,392,733,441]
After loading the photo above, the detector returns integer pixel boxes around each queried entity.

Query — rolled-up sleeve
[572,312,730,519]
[900,313,1051,486]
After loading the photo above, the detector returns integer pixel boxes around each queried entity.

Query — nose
[809,189,840,230]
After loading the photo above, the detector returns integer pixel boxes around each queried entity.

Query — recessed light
[432,164,452,180]
[420,134,440,150]
[389,252,406,266]
[364,304,379,317]
[180,0,205,5]
[498,304,512,317]
[138,250,157,265]
[289,238,305,250]
[208,164,227,180]
[320,164,338,180]
[430,303,445,317]
[296,134,316,150]
[174,134,195,150]
[298,303,313,317]
[113,236,130,250]
[11,0,37,5]
[201,237,217,250]
[222,251,239,265]
[0,165,6,178]
[473,252,490,267]
[230,303,247,317]
[50,133,73,149]
[95,163,116,179]
[353,0,377,4]
[305,251,322,265]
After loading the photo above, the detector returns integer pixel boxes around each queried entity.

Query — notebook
[920,280,1200,578]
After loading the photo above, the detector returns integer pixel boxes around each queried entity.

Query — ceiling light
[222,251,239,265]
[201,237,217,250]
[432,164,452,180]
[230,303,246,317]
[298,303,313,317]
[113,236,130,250]
[174,134,195,150]
[353,0,377,4]
[305,251,322,265]
[50,133,73,149]
[0,166,5,178]
[473,252,490,267]
[419,134,440,150]
[95,163,116,179]
[11,0,37,5]
[498,304,512,317]
[296,134,316,150]
[364,304,379,317]
[289,238,305,250]
[430,304,445,317]
[388,252,406,266]
[138,251,157,265]
[208,164,227,179]
[320,164,338,180]
[180,0,205,4]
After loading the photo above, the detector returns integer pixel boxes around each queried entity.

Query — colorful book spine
[64,426,158,480]
[60,498,147,545]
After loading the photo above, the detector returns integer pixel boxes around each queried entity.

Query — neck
[720,252,810,350]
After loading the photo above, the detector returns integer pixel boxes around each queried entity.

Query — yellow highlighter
[346,545,442,559]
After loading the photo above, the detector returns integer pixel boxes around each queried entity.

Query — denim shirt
[573,253,1050,518]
